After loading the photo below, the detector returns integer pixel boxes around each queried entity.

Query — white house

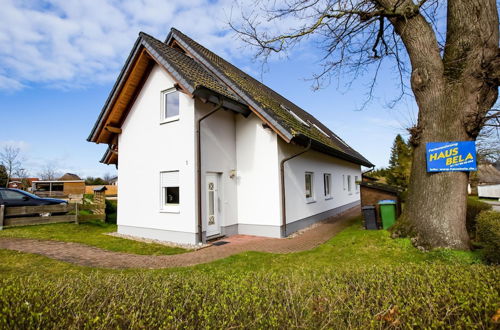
[88,28,373,244]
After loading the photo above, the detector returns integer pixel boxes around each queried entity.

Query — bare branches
[0,146,22,187]
[230,0,440,106]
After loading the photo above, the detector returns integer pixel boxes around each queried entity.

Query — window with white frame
[161,88,180,122]
[160,171,180,212]
[347,175,352,194]
[324,173,332,199]
[355,175,360,193]
[305,172,315,202]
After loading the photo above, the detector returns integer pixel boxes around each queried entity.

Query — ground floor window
[160,171,180,212]
[347,175,352,194]
[324,173,331,198]
[305,172,314,203]
[355,175,360,193]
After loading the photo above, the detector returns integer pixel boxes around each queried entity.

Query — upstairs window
[305,172,315,203]
[160,171,180,212]
[324,173,331,199]
[161,89,180,122]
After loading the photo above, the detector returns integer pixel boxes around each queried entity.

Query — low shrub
[467,198,492,236]
[105,199,117,224]
[0,265,498,328]
[476,211,500,264]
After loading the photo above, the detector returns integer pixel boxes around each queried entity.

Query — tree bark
[394,0,499,249]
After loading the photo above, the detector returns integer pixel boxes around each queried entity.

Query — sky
[0,0,417,178]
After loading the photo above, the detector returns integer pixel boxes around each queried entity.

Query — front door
[205,173,221,237]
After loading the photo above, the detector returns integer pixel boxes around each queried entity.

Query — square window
[305,172,315,202]
[165,187,179,204]
[324,173,331,198]
[160,171,180,212]
[161,89,179,122]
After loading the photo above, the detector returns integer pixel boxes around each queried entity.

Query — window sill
[160,116,180,125]
[325,197,333,201]
[160,206,180,214]
[306,199,316,204]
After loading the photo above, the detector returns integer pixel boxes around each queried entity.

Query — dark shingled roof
[139,32,243,104]
[90,28,372,167]
[167,28,372,167]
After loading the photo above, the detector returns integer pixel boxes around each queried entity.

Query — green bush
[476,211,500,264]
[0,265,498,329]
[105,199,117,224]
[467,198,492,236]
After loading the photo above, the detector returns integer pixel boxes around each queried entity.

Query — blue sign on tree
[426,141,477,172]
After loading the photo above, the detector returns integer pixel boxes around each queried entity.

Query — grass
[0,221,187,256]
[0,218,498,328]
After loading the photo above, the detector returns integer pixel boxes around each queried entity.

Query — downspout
[196,99,223,243]
[280,139,311,237]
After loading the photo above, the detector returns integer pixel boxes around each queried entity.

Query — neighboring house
[88,28,373,244]
[8,178,39,191]
[109,176,118,186]
[473,164,500,199]
[33,173,85,198]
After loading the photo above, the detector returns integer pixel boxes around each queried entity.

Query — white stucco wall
[115,64,363,243]
[117,65,198,244]
[235,114,282,230]
[279,140,361,224]
[198,100,238,233]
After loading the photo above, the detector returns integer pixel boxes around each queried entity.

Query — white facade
[115,64,362,244]
[117,65,198,244]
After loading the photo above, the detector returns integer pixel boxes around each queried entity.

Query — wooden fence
[0,203,105,230]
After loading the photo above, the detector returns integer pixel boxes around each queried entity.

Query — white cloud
[0,140,30,152]
[0,0,257,91]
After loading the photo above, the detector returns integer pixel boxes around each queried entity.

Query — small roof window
[312,123,330,138]
[280,104,310,127]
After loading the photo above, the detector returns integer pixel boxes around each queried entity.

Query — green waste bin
[378,200,397,229]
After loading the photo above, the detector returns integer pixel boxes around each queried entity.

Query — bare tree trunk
[399,0,499,249]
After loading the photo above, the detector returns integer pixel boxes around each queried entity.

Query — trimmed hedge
[477,211,500,264]
[0,265,498,328]
[467,198,492,236]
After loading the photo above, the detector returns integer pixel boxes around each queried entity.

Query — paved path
[483,200,500,212]
[0,207,359,269]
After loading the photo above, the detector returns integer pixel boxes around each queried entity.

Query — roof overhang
[88,33,251,145]
[293,134,374,167]
[101,147,118,165]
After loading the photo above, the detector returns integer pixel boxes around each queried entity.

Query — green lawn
[0,218,498,328]
[0,221,187,256]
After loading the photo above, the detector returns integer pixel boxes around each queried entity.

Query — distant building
[8,178,39,191]
[474,164,500,199]
[32,173,85,198]
[109,176,118,186]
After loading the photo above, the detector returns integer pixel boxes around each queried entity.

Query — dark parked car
[0,188,67,207]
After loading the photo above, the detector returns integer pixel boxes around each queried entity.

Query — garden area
[0,200,498,328]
